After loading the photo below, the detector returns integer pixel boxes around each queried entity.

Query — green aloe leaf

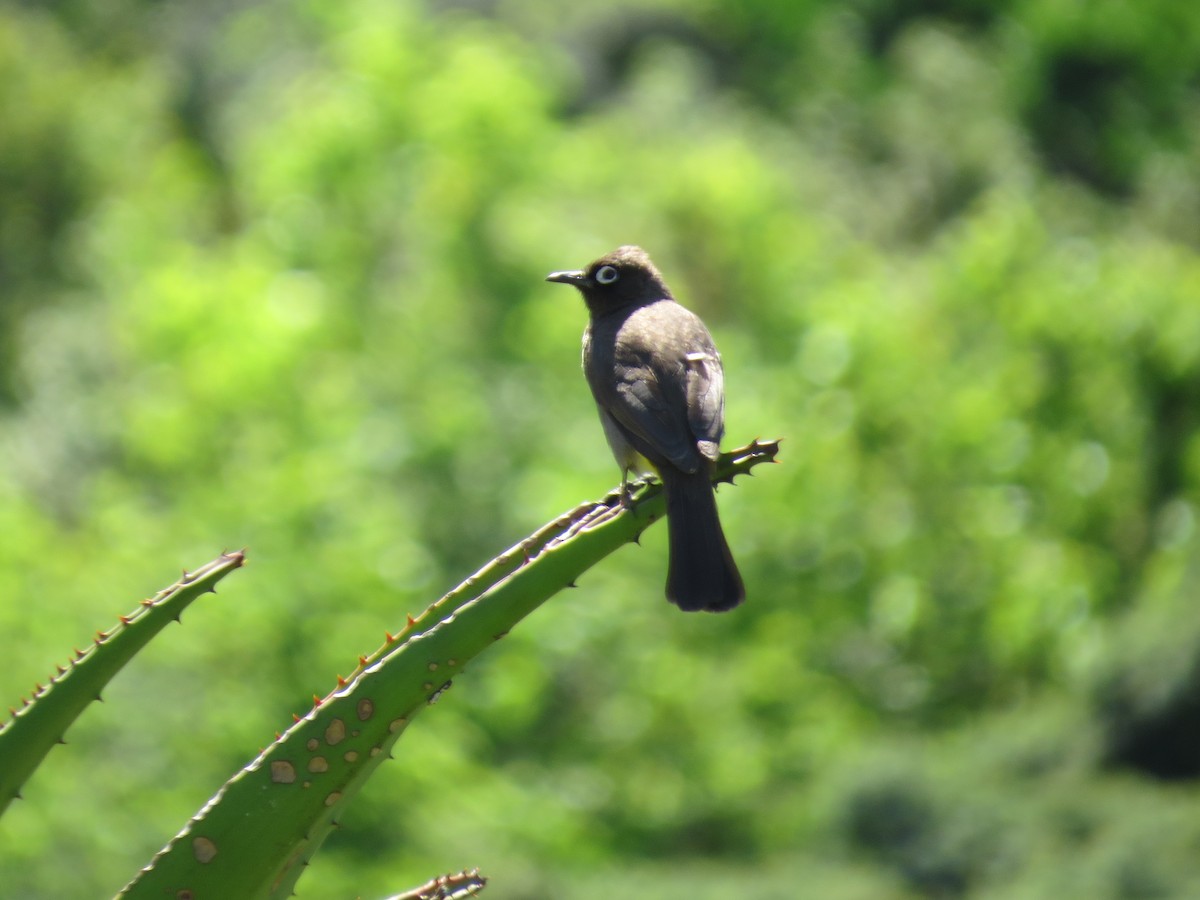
[0,551,246,818]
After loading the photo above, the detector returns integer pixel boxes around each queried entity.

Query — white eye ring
[595,265,619,285]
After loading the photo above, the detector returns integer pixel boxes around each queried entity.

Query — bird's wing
[588,301,725,474]
[590,351,692,473]
[684,349,725,461]
[603,351,702,473]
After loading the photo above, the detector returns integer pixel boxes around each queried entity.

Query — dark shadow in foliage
[1140,362,1200,508]
[1026,48,1186,197]
[845,778,972,898]
[556,11,734,118]
[1097,648,1200,781]
[859,0,1008,56]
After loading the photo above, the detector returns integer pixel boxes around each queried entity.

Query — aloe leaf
[0,551,246,818]
[383,868,488,899]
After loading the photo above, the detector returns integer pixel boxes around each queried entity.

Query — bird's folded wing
[684,350,724,460]
[608,364,703,473]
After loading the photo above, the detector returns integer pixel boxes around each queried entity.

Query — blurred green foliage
[2,0,1200,897]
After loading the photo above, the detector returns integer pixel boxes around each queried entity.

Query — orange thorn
[312,695,323,707]
[407,614,417,627]
[385,631,397,644]
[357,655,368,667]
[119,615,132,625]
[293,713,302,722]
[336,675,348,687]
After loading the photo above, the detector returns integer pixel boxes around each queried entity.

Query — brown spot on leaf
[192,836,218,863]
[325,718,346,745]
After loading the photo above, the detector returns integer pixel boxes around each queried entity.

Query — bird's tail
[661,465,745,612]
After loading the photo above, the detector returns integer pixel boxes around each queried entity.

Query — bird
[546,245,744,612]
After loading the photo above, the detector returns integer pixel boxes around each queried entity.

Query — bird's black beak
[545,269,588,286]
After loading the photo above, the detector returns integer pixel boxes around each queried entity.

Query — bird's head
[546,245,673,314]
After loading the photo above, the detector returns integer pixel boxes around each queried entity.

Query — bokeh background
[3,0,1200,897]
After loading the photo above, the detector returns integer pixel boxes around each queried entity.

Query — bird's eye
[595,265,620,285]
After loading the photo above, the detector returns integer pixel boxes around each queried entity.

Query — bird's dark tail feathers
[661,465,745,612]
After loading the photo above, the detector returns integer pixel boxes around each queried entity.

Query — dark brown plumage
[547,246,744,612]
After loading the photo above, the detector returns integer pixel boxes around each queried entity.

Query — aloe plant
[0,440,778,897]
[0,551,246,817]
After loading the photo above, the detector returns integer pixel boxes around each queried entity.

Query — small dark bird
[546,245,744,612]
